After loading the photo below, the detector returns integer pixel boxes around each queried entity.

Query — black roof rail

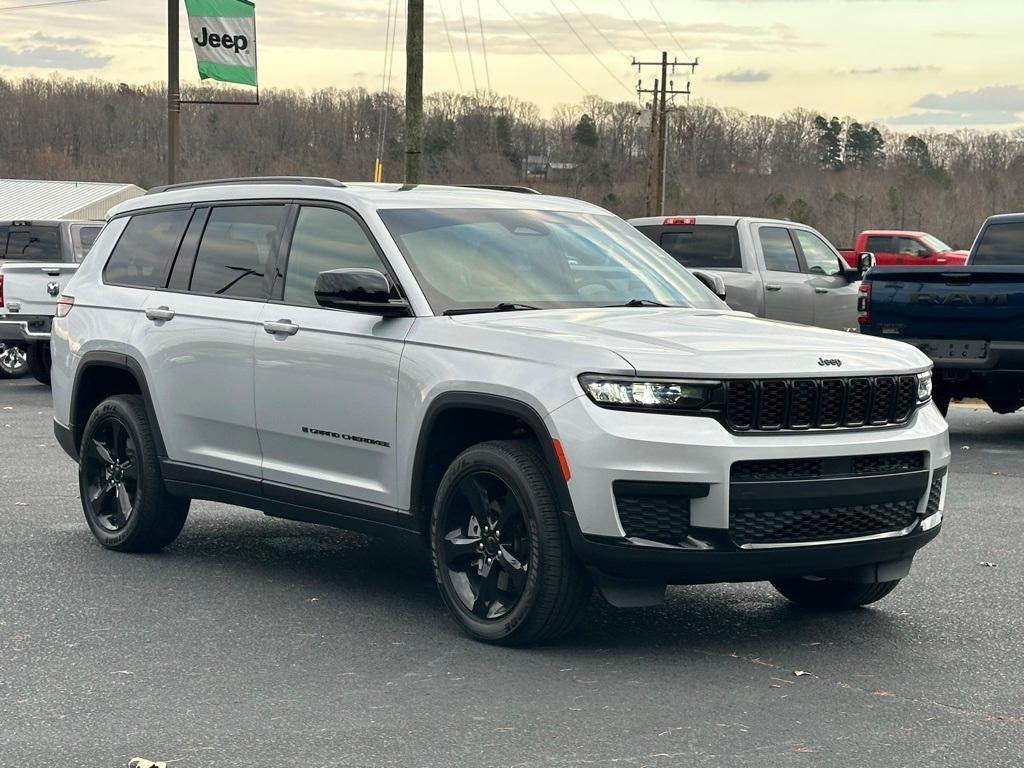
[146,176,346,195]
[456,184,542,195]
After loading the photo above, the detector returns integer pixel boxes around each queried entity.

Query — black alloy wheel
[441,471,530,620]
[82,415,139,532]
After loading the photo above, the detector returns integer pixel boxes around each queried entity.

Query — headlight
[579,375,720,411]
[917,371,933,403]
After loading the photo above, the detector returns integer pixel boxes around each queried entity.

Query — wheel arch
[409,393,575,527]
[70,351,167,459]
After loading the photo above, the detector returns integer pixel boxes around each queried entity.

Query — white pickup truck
[0,219,101,383]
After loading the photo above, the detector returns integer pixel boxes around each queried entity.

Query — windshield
[378,208,724,315]
[920,233,952,252]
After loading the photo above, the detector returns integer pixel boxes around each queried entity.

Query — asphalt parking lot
[1,378,1022,768]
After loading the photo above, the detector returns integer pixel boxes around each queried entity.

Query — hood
[451,307,931,377]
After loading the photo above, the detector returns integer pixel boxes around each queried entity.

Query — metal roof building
[0,179,145,221]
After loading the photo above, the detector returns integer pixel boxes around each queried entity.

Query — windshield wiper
[444,302,541,316]
[605,299,670,308]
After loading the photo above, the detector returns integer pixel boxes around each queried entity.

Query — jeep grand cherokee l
[51,178,950,645]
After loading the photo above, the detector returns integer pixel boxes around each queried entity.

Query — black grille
[851,451,926,475]
[731,499,920,546]
[615,493,691,545]
[732,451,926,482]
[723,375,920,432]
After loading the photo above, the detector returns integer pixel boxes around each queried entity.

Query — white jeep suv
[51,178,950,645]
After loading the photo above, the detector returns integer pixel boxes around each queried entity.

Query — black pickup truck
[859,213,1024,415]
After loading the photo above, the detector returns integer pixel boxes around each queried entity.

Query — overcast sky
[0,0,1021,130]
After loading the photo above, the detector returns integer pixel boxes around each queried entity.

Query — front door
[792,228,859,331]
[254,204,414,511]
[754,225,814,325]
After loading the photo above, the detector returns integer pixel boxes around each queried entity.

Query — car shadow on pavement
[98,508,915,656]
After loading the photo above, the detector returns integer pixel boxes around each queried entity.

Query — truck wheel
[26,342,51,386]
[430,440,591,645]
[79,394,189,552]
[770,577,901,610]
[0,344,27,379]
[931,381,951,417]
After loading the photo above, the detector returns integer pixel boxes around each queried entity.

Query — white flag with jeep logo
[184,0,257,87]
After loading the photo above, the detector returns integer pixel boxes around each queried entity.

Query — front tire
[770,576,901,610]
[431,440,591,645]
[26,342,51,386]
[79,394,189,552]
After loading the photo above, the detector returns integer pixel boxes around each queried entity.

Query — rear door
[866,235,897,266]
[254,203,412,511]
[753,224,814,325]
[792,228,859,330]
[134,202,288,478]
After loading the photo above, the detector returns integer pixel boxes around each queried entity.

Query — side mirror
[692,270,728,301]
[314,268,410,317]
[857,251,876,277]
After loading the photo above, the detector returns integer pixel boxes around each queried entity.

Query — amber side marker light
[552,439,571,482]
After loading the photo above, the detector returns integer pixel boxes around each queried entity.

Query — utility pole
[404,0,424,184]
[635,53,698,216]
[167,0,180,185]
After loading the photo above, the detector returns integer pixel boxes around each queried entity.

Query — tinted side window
[78,226,101,256]
[104,210,191,288]
[897,237,924,255]
[283,207,387,307]
[759,227,800,273]
[0,225,60,261]
[794,230,842,276]
[660,225,741,269]
[866,235,893,253]
[189,205,286,299]
[973,222,1024,265]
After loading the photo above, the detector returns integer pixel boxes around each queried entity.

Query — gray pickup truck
[629,215,870,331]
[0,219,101,383]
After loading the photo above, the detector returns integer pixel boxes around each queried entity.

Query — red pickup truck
[839,230,968,268]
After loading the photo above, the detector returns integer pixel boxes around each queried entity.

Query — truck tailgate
[867,266,1024,342]
[0,262,78,316]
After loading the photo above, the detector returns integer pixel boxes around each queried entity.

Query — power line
[374,0,402,181]
[567,0,629,63]
[457,0,479,92]
[0,0,106,12]
[617,0,660,52]
[550,0,632,96]
[494,0,590,94]
[648,0,691,61]
[476,0,491,93]
[438,0,465,91]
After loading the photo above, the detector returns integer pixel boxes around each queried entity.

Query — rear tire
[771,576,901,610]
[0,344,27,379]
[79,394,189,552]
[931,381,951,417]
[430,440,591,645]
[26,342,51,386]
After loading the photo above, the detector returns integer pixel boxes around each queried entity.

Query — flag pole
[167,0,180,185]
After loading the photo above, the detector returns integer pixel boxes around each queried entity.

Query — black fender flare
[70,351,168,459]
[409,392,575,520]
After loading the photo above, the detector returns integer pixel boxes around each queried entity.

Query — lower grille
[731,499,920,546]
[615,492,691,545]
[732,451,926,482]
[926,474,944,515]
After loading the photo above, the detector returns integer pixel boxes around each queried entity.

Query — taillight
[0,275,4,308]
[56,295,74,318]
[857,282,871,325]
[664,216,696,226]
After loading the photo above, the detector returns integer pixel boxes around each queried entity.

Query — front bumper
[550,395,950,584]
[0,315,51,343]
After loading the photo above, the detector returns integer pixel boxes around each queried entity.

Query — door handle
[814,287,829,294]
[145,306,175,322]
[264,320,299,336]
[765,284,783,292]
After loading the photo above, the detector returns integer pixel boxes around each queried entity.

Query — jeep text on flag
[184,0,257,87]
